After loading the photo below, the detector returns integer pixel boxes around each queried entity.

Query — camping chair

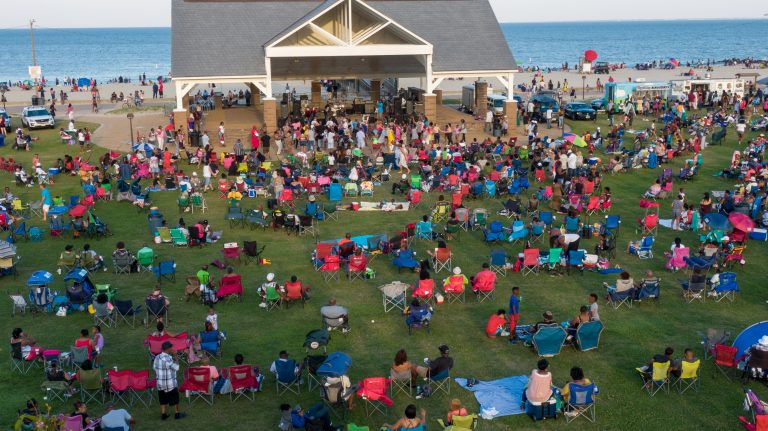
[180,367,214,405]
[567,250,585,275]
[218,275,244,303]
[565,383,598,423]
[530,222,545,244]
[483,221,505,243]
[298,215,318,237]
[507,220,529,245]
[190,193,207,213]
[586,196,601,216]
[344,182,359,197]
[243,241,265,265]
[275,359,302,395]
[58,253,79,273]
[713,344,741,381]
[137,248,157,272]
[489,249,507,276]
[673,360,700,394]
[639,213,659,235]
[221,242,242,266]
[431,247,452,273]
[428,369,451,395]
[358,377,392,417]
[79,368,104,405]
[389,368,412,398]
[264,285,283,311]
[168,228,186,247]
[565,216,580,234]
[92,300,114,328]
[522,248,540,276]
[228,365,257,402]
[455,207,470,231]
[40,380,69,404]
[602,215,621,238]
[667,247,690,271]
[442,274,466,304]
[607,288,635,309]
[547,248,563,273]
[432,202,452,223]
[145,297,168,327]
[226,205,246,228]
[681,273,706,303]
[199,330,223,357]
[112,253,134,275]
[532,324,568,357]
[129,369,155,407]
[10,347,38,374]
[471,208,488,231]
[711,271,739,302]
[107,369,133,406]
[157,227,172,243]
[638,361,670,397]
[69,345,90,370]
[347,254,368,281]
[412,279,435,306]
[634,235,655,259]
[381,282,409,313]
[416,220,435,241]
[114,299,141,328]
[246,209,268,230]
[575,320,604,351]
[320,255,341,282]
[323,203,339,221]
[636,278,661,301]
[153,260,176,283]
[9,293,28,317]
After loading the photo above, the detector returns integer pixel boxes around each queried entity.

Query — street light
[127,113,134,145]
[581,75,586,100]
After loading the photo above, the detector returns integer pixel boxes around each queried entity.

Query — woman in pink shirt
[522,359,553,407]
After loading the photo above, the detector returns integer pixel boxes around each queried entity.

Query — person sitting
[412,344,453,381]
[291,403,339,431]
[639,346,676,380]
[100,404,135,431]
[270,350,302,382]
[46,362,75,394]
[258,273,279,308]
[112,241,137,272]
[391,174,410,195]
[442,399,468,427]
[405,298,432,330]
[470,263,496,294]
[151,321,174,338]
[636,270,660,300]
[671,348,699,379]
[561,366,597,416]
[58,244,79,272]
[320,298,349,333]
[392,242,420,272]
[485,309,510,339]
[79,243,105,271]
[233,353,264,392]
[384,404,427,431]
[604,271,634,299]
[146,285,170,323]
[682,267,707,297]
[284,275,310,303]
[567,305,591,339]
[518,311,556,345]
[70,401,99,430]
[643,179,662,198]
[304,195,319,218]
[391,349,412,384]
[521,359,555,408]
[75,328,95,360]
[443,267,468,295]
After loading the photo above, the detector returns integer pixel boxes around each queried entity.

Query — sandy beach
[1,65,765,107]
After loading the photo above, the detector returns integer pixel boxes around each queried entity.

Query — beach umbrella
[77,77,90,88]
[563,133,588,148]
[584,50,598,62]
[132,142,155,153]
[0,240,16,259]
[669,59,680,67]
[703,213,731,231]
[728,212,755,233]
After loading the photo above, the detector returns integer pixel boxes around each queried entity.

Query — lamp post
[581,74,586,100]
[127,113,134,145]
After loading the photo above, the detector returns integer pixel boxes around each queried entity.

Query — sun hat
[267,273,275,281]
[453,267,461,275]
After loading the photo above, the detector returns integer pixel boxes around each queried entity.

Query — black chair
[243,241,266,265]
[145,297,168,327]
[114,299,142,328]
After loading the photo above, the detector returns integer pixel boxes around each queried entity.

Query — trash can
[189,131,200,147]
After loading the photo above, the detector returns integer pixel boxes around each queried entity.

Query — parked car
[0,109,11,132]
[564,102,597,120]
[21,106,55,129]
[530,95,560,122]
[590,98,606,111]
[593,62,610,74]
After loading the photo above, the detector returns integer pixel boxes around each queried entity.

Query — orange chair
[522,248,540,276]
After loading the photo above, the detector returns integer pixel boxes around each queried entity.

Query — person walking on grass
[39,183,52,221]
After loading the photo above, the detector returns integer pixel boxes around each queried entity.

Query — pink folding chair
[667,247,689,271]
[217,274,244,301]
[357,377,393,417]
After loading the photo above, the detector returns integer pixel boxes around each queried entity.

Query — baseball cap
[438,345,450,354]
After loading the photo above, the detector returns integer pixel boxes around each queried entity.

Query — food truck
[603,81,673,108]
[670,78,746,100]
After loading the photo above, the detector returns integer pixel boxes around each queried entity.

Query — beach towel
[456,376,528,419]
[598,267,624,275]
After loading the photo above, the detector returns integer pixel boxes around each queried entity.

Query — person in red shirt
[471,263,497,293]
[485,309,509,339]
[250,125,260,151]
[284,275,310,301]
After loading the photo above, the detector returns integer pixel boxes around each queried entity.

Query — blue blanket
[456,376,528,419]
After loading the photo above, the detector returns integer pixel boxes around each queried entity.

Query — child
[91,325,104,367]
[205,306,218,331]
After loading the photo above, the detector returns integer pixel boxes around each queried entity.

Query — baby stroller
[63,268,95,311]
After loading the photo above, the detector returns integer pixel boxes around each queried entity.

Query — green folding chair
[170,228,188,247]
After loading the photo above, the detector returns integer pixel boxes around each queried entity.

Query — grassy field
[1,112,766,431]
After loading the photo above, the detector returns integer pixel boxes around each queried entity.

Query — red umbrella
[728,212,755,233]
[584,50,598,62]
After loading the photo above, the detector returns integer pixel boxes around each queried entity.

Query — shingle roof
[172,0,516,78]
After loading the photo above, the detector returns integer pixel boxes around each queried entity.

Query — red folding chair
[412,279,435,305]
[451,193,462,209]
[217,274,244,301]
[522,248,541,276]
[320,255,341,282]
[348,254,368,281]
[180,366,214,405]
[130,369,156,407]
[221,243,242,265]
[107,369,133,406]
[357,377,393,417]
[314,243,335,271]
[713,344,741,381]
[228,365,257,402]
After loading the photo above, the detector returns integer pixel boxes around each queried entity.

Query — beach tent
[733,321,768,355]
[77,78,91,88]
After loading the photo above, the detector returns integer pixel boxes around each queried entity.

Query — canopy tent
[733,321,768,355]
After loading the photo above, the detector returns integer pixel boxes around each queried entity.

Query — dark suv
[593,62,610,74]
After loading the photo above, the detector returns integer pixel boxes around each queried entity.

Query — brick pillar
[214,94,223,110]
[423,94,437,122]
[475,81,488,118]
[311,81,322,108]
[370,80,381,101]
[173,109,188,132]
[434,89,443,106]
[504,100,518,123]
[263,98,277,133]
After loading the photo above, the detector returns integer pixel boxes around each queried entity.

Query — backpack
[416,384,433,398]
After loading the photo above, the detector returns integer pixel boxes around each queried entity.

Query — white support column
[507,73,515,100]
[425,54,434,94]
[174,81,186,110]
[264,58,273,99]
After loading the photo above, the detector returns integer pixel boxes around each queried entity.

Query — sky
[0,0,766,28]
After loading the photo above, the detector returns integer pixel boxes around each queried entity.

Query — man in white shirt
[545,108,553,129]
[485,110,493,133]
[101,404,135,431]
[356,128,366,149]
[566,151,577,179]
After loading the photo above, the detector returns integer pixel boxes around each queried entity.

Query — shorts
[158,387,180,406]
[43,204,50,212]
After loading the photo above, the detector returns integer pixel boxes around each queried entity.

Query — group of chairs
[637,358,701,397]
[523,320,605,358]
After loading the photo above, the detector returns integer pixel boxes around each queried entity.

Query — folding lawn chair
[221,242,242,266]
[112,253,134,275]
[136,247,157,272]
[40,380,70,404]
[180,367,214,405]
[713,344,740,381]
[547,248,563,273]
[153,261,176,283]
[380,282,409,313]
[92,301,115,328]
[565,383,598,423]
[358,377,392,417]
[673,359,700,394]
[298,215,318,237]
[323,203,339,221]
[275,359,302,395]
[532,324,568,357]
[243,241,265,265]
[711,271,739,302]
[69,345,90,370]
[602,215,621,238]
[107,369,133,406]
[389,369,412,398]
[156,227,172,243]
[522,248,540,276]
[130,369,155,407]
[607,288,635,309]
[427,369,451,395]
[320,255,341,282]
[264,285,283,311]
[507,220,529,245]
[79,368,104,405]
[575,320,604,351]
[9,293,28,316]
[190,194,208,213]
[170,228,188,247]
[471,208,487,231]
[489,249,507,276]
[114,300,141,328]
[567,250,585,275]
[145,297,168,326]
[431,247,452,273]
[347,254,368,281]
[637,361,670,397]
[228,365,258,402]
[10,349,38,374]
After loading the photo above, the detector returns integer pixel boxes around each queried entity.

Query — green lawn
[1,114,766,431]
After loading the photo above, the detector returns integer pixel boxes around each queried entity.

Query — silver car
[21,106,55,129]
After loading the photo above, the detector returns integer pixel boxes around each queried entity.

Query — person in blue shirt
[39,183,52,221]
[508,286,521,344]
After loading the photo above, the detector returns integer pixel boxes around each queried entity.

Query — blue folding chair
[530,223,545,243]
[567,250,585,275]
[199,330,222,358]
[602,215,621,238]
[11,221,28,242]
[484,180,497,198]
[636,279,661,301]
[565,216,580,233]
[566,383,598,422]
[575,320,604,351]
[507,220,529,244]
[327,183,343,203]
[153,260,176,283]
[630,236,654,259]
[483,221,505,243]
[489,249,507,276]
[532,324,568,357]
[275,359,302,395]
[416,221,434,241]
[712,272,739,302]
[539,211,554,228]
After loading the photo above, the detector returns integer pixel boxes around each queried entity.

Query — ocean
[1,20,767,82]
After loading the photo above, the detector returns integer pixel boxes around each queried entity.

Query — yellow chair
[637,361,670,397]
[674,359,700,394]
[437,414,478,431]
[12,199,29,218]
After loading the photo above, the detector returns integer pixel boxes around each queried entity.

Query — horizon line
[0,16,766,29]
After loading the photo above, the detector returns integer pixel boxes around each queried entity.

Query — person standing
[508,286,521,344]
[39,183,52,221]
[153,341,185,421]
[152,82,159,99]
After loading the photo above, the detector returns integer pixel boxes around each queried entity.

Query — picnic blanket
[358,201,410,212]
[456,376,528,419]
